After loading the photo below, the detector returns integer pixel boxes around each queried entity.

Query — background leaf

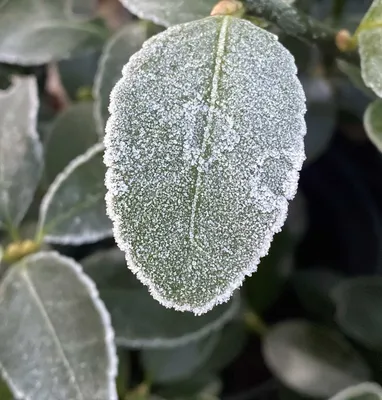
[105,15,306,314]
[364,100,382,153]
[93,21,149,135]
[118,0,216,27]
[0,251,117,400]
[0,76,43,232]
[82,248,239,348]
[39,143,112,245]
[0,0,108,65]
[262,320,371,398]
[332,277,382,350]
[329,382,382,400]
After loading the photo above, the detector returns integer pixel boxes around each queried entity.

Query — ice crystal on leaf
[104,16,306,314]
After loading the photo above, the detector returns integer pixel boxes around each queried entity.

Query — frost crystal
[104,16,306,314]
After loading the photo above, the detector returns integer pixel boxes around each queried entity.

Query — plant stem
[244,310,268,336]
[242,0,359,65]
[332,0,347,24]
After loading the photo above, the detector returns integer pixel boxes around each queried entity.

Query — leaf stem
[242,0,359,65]
[331,0,347,24]
[244,310,268,336]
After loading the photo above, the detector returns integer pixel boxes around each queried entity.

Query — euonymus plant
[1,0,382,399]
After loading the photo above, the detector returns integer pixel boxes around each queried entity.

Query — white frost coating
[93,22,149,137]
[39,143,113,245]
[0,251,118,400]
[0,76,43,228]
[118,0,217,27]
[329,382,382,400]
[359,28,382,98]
[104,16,306,314]
[364,100,382,153]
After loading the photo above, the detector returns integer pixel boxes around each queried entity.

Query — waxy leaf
[0,251,117,400]
[105,16,306,314]
[0,76,43,231]
[118,0,216,27]
[39,144,112,245]
[0,0,107,65]
[364,100,382,153]
[82,248,239,348]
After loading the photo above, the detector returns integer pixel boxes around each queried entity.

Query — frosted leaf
[0,251,117,400]
[329,383,382,400]
[44,102,98,184]
[358,0,382,28]
[364,100,382,153]
[0,76,43,230]
[82,248,239,348]
[105,16,306,314]
[263,320,371,398]
[118,0,216,27]
[39,144,112,245]
[93,22,148,136]
[0,0,107,65]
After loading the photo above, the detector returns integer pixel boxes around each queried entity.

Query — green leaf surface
[82,248,239,348]
[43,102,98,185]
[39,144,112,245]
[93,22,148,136]
[118,0,216,27]
[359,27,382,98]
[0,0,107,65]
[332,277,382,350]
[357,0,382,30]
[0,378,12,400]
[0,76,43,231]
[262,320,371,398]
[364,100,382,153]
[0,251,117,400]
[141,333,219,384]
[330,382,382,400]
[105,16,306,314]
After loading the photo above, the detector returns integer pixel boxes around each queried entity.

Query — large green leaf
[364,100,382,153]
[93,22,149,136]
[82,248,239,348]
[104,16,306,314]
[330,382,382,400]
[38,144,112,244]
[0,76,43,231]
[332,277,382,350]
[44,102,98,184]
[0,251,117,400]
[118,0,216,27]
[262,320,371,398]
[0,0,107,65]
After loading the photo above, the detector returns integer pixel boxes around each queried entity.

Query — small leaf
[359,28,382,98]
[105,16,306,314]
[329,382,382,400]
[364,100,382,153]
[93,22,149,136]
[332,277,382,350]
[262,320,371,398]
[357,0,382,31]
[0,251,118,400]
[141,333,219,384]
[0,76,43,230]
[38,144,112,245]
[44,102,98,184]
[118,0,216,27]
[82,248,239,348]
[0,0,107,65]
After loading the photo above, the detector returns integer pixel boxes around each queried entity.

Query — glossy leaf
[0,251,117,400]
[332,277,382,350]
[44,102,98,184]
[0,0,107,65]
[364,100,382,153]
[82,248,239,348]
[263,320,371,398]
[329,382,382,400]
[39,144,112,244]
[93,22,148,136]
[118,0,216,27]
[104,16,306,314]
[0,76,43,230]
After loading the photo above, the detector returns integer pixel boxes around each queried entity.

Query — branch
[243,0,359,65]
